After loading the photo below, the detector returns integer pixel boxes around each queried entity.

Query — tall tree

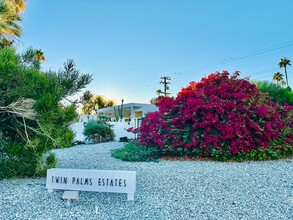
[33,49,45,62]
[0,37,13,48]
[278,57,291,87]
[6,0,26,13]
[150,97,159,105]
[272,72,284,85]
[0,47,93,179]
[81,93,115,114]
[19,47,42,69]
[0,0,25,45]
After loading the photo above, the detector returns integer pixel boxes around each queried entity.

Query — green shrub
[210,144,292,162]
[35,153,58,176]
[0,141,58,179]
[111,141,161,162]
[254,80,293,105]
[83,119,115,143]
[0,47,92,179]
[0,141,37,179]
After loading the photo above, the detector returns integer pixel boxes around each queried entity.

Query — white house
[72,103,158,142]
[96,102,158,121]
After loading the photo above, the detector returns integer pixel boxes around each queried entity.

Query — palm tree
[81,94,115,114]
[278,57,291,87]
[279,80,286,87]
[33,49,45,62]
[0,0,24,44]
[272,72,283,85]
[6,0,26,13]
[156,89,163,95]
[0,37,13,48]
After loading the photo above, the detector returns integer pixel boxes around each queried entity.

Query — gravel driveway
[0,142,292,220]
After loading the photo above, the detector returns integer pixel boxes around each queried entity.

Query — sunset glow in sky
[19,0,293,103]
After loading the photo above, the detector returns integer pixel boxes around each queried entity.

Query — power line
[178,41,293,74]
[249,70,293,80]
[248,67,279,76]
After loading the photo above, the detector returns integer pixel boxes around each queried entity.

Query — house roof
[96,102,158,113]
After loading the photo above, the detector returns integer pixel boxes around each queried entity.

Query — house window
[134,111,142,117]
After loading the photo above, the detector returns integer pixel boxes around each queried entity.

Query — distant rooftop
[96,102,158,119]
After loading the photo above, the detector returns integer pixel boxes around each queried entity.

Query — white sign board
[46,168,136,200]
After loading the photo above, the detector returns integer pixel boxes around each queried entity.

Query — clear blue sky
[19,0,293,104]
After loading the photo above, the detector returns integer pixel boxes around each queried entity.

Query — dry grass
[0,98,37,120]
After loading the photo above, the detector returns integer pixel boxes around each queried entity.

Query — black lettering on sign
[89,178,93,185]
[72,177,76,184]
[55,176,60,183]
[52,176,68,184]
[124,179,127,187]
[119,179,122,187]
[110,179,113,186]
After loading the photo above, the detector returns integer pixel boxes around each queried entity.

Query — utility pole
[159,76,171,96]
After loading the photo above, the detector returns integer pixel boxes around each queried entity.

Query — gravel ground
[0,142,292,220]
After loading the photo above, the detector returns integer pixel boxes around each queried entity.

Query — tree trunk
[284,66,288,87]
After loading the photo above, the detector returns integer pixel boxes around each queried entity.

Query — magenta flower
[129,71,292,158]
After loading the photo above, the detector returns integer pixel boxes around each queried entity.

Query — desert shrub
[132,71,293,161]
[254,81,293,105]
[111,141,160,162]
[0,141,57,179]
[0,47,92,179]
[83,119,115,143]
[35,152,58,176]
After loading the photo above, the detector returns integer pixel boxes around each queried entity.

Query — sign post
[46,168,136,201]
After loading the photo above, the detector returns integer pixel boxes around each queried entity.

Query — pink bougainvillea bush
[131,71,293,161]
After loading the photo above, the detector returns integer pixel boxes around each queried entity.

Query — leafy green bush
[0,47,92,179]
[210,145,292,162]
[0,141,57,179]
[83,119,115,143]
[111,141,160,162]
[254,80,293,105]
[35,152,58,176]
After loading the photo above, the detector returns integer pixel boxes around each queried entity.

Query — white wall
[70,122,87,142]
[109,121,136,140]
[70,121,135,142]
[78,115,99,122]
